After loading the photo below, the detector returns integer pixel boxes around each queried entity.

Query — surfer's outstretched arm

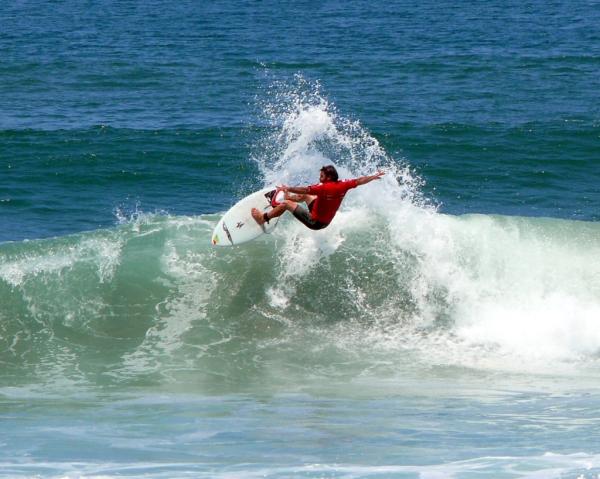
[355,171,385,186]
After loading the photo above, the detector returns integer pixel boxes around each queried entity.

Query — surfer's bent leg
[251,200,298,225]
[292,203,328,230]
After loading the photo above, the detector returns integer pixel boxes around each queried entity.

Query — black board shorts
[292,201,329,230]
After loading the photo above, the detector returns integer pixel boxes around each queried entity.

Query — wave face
[2,80,600,393]
[2,208,600,393]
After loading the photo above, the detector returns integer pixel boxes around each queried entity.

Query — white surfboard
[211,188,282,246]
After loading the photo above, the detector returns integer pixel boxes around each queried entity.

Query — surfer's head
[320,165,339,182]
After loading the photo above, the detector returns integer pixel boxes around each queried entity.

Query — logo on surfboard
[222,222,234,245]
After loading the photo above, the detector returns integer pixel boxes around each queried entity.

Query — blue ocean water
[2,1,600,477]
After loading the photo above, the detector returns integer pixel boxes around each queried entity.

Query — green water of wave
[1,209,600,393]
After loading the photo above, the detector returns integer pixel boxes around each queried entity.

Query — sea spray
[252,75,426,208]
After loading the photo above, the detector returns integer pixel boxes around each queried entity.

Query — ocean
[2,1,600,477]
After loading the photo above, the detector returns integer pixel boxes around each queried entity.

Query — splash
[252,74,427,209]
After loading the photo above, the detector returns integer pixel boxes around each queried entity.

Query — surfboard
[211,188,282,246]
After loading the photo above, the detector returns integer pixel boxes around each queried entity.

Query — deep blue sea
[2,1,600,478]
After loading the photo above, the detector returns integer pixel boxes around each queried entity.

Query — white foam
[6,451,597,478]
[0,235,123,287]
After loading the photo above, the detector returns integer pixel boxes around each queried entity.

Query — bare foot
[251,208,266,225]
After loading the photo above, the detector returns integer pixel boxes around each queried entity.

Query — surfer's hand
[374,171,385,179]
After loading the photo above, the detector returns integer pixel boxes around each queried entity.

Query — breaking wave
[1,77,600,392]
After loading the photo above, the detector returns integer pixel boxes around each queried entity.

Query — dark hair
[320,165,339,182]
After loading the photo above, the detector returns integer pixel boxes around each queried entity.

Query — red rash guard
[307,179,358,224]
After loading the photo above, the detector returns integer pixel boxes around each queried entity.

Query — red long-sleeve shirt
[307,179,358,224]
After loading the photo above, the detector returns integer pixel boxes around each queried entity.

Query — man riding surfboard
[252,165,385,230]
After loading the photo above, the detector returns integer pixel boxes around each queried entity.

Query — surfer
[252,165,385,230]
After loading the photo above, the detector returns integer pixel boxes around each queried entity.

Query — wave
[1,204,600,391]
[2,76,599,391]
